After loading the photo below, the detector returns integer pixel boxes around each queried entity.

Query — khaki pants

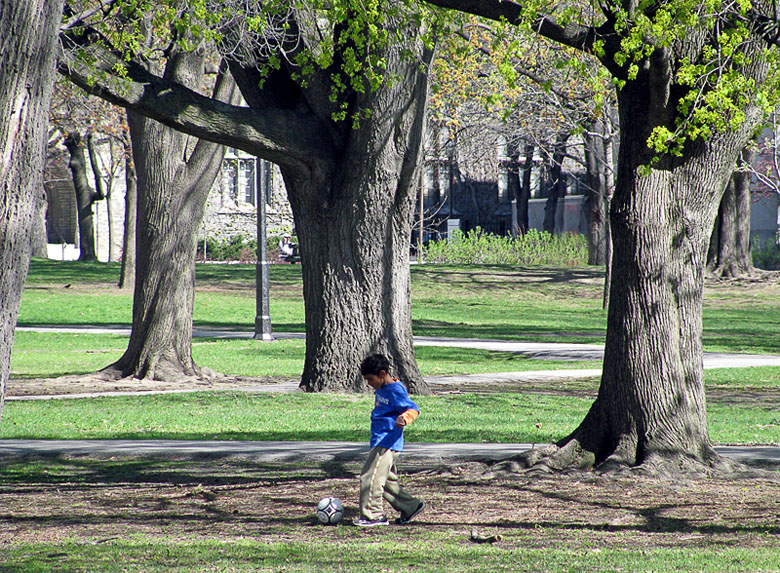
[359,447,422,520]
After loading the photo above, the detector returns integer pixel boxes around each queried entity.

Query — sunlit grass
[2,390,777,445]
[19,259,780,354]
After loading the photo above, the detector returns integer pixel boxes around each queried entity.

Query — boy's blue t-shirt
[370,381,419,451]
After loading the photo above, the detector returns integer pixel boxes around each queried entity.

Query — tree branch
[425,0,598,52]
[57,31,335,172]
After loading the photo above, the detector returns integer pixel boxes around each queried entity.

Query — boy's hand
[396,409,419,427]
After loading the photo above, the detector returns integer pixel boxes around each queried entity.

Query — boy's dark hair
[360,353,391,376]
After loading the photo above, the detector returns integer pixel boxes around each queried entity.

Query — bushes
[196,234,298,262]
[197,235,257,262]
[199,228,590,266]
[422,228,589,266]
[752,238,780,270]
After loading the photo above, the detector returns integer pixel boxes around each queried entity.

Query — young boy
[354,353,426,527]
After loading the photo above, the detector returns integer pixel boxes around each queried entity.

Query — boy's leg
[382,452,423,518]
[359,446,395,520]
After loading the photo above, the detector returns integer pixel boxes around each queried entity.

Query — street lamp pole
[254,158,274,341]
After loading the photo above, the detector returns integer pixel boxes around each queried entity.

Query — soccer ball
[316,497,344,525]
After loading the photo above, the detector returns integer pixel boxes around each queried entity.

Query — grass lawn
[12,259,780,384]
[2,386,778,445]
[18,258,780,353]
[9,331,601,381]
[4,260,780,571]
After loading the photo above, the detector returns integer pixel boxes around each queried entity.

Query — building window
[222,156,257,205]
[240,158,256,205]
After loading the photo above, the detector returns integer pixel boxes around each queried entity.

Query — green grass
[18,259,780,353]
[2,390,778,445]
[1,538,778,572]
[7,259,780,572]
[8,331,601,380]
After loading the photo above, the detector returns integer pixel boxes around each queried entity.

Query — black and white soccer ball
[316,497,344,525]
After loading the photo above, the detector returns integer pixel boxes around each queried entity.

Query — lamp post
[254,158,274,341]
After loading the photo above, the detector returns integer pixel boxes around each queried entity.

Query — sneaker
[353,516,389,527]
[395,501,425,525]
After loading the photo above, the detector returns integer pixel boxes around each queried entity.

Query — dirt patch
[5,373,298,398]
[0,458,779,550]
[7,374,780,411]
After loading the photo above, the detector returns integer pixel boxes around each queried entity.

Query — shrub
[197,235,258,262]
[422,227,589,266]
[752,238,780,270]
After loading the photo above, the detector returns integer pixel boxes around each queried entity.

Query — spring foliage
[79,0,443,126]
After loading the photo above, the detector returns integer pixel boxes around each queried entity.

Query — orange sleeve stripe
[399,409,419,425]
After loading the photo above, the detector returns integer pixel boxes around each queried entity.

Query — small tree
[63,131,104,261]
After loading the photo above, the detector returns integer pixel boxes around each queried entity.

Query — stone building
[43,144,293,262]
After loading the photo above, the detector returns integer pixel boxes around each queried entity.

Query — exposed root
[481,439,776,481]
[101,358,223,385]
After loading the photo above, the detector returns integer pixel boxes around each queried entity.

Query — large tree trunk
[59,3,432,393]
[0,0,62,418]
[64,131,102,261]
[278,49,433,394]
[707,146,756,278]
[106,54,235,382]
[517,78,765,476]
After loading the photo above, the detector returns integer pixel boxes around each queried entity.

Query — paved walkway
[12,326,780,401]
[1,439,778,467]
[6,326,780,465]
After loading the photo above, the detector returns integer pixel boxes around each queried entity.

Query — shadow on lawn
[2,457,780,556]
[411,265,605,288]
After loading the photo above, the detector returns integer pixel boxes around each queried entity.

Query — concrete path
[16,325,780,369]
[7,326,780,466]
[1,439,778,467]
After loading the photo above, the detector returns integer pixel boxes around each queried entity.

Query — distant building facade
[43,144,293,262]
[415,123,589,243]
[43,130,780,262]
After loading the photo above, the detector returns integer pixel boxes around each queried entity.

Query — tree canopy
[427,0,780,159]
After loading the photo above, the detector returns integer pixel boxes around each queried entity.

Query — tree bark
[64,131,102,261]
[31,189,50,258]
[583,114,611,265]
[279,48,432,393]
[0,0,63,418]
[515,142,534,234]
[542,133,567,234]
[118,129,137,289]
[88,132,116,261]
[59,5,433,393]
[516,76,767,476]
[707,146,756,278]
[424,0,772,475]
[106,54,237,382]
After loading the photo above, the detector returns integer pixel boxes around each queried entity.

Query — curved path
[11,326,780,400]
[1,439,778,467]
[6,326,779,465]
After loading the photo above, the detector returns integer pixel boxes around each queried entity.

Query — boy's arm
[396,408,419,427]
